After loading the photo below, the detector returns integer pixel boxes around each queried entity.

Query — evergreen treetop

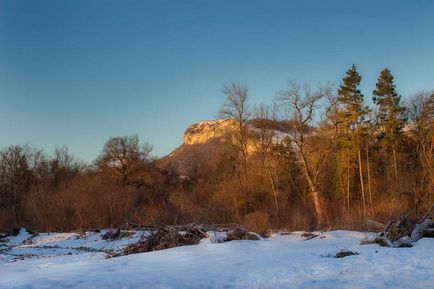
[337,64,370,145]
[372,68,406,142]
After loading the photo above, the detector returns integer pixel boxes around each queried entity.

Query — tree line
[1,66,433,233]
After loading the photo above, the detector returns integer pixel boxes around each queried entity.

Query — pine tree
[373,68,406,181]
[337,65,370,216]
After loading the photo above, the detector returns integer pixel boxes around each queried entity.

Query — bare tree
[96,135,153,184]
[407,92,434,204]
[252,104,281,215]
[0,145,45,226]
[218,82,250,216]
[219,82,250,175]
[51,146,86,185]
[278,81,340,228]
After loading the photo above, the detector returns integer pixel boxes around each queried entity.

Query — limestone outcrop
[183,119,239,145]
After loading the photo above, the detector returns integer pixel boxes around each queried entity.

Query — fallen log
[423,228,434,238]
[362,202,434,248]
[408,219,433,242]
[379,219,397,238]
[394,219,433,247]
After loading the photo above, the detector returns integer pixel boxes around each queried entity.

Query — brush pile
[108,223,260,257]
[362,203,434,247]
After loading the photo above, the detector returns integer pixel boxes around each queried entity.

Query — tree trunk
[237,173,246,217]
[11,190,18,227]
[366,143,374,217]
[340,174,347,218]
[265,155,279,215]
[299,152,324,228]
[11,206,17,227]
[392,142,398,181]
[426,136,433,202]
[347,152,351,218]
[358,146,366,216]
[110,191,115,228]
[311,189,324,228]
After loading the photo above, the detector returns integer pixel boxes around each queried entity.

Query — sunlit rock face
[158,118,293,176]
[182,118,257,153]
[183,119,238,145]
[157,119,245,176]
[183,118,292,151]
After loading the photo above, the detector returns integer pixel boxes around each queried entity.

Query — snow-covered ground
[1,229,433,289]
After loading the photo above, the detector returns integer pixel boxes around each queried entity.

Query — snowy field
[1,229,433,289]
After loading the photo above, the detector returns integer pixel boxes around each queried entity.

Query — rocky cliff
[157,118,293,176]
[183,119,238,145]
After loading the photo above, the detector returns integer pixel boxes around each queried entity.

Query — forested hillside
[1,66,433,233]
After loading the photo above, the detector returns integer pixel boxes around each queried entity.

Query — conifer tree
[373,68,406,181]
[338,65,369,128]
[337,65,370,215]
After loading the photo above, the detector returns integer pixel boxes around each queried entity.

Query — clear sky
[1,0,434,162]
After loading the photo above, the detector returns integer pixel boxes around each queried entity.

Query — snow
[200,230,228,244]
[0,229,147,261]
[186,119,236,133]
[248,124,292,144]
[1,230,433,289]
[5,228,33,245]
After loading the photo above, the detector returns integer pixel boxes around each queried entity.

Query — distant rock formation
[157,118,293,176]
[183,119,238,145]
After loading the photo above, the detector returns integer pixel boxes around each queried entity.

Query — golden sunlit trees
[337,65,371,216]
[373,69,407,183]
[2,66,434,233]
[278,81,340,228]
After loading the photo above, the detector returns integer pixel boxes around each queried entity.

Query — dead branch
[107,223,260,258]
[363,202,434,247]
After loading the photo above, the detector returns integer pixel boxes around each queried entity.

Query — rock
[184,119,239,145]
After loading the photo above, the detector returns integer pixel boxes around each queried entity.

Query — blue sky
[1,0,434,161]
